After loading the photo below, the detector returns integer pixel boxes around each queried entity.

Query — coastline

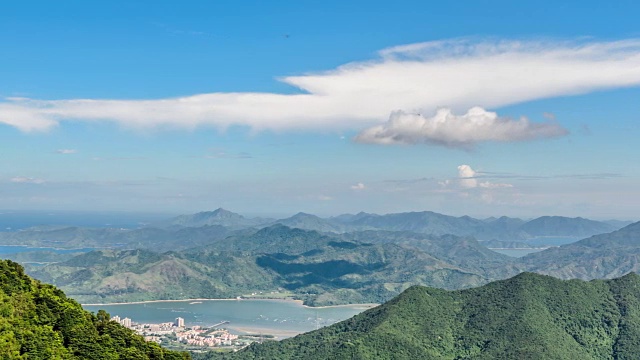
[81,297,377,309]
[227,326,303,339]
[0,244,103,251]
[81,298,266,306]
[302,303,378,310]
[488,247,549,250]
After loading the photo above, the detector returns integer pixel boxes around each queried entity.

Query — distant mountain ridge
[0,209,627,251]
[519,215,616,237]
[521,221,640,279]
[164,208,624,240]
[163,208,273,229]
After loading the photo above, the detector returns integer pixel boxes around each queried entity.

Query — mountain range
[27,225,518,305]
[521,221,640,279]
[165,208,625,241]
[22,220,640,306]
[210,272,640,359]
[0,208,631,253]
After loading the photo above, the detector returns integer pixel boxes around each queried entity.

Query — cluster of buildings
[110,315,132,328]
[110,315,243,349]
[176,327,238,347]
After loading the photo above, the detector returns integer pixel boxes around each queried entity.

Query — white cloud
[10,176,45,184]
[55,149,77,154]
[479,182,514,189]
[350,182,366,190]
[2,38,640,136]
[455,164,513,190]
[457,165,479,188]
[354,107,567,147]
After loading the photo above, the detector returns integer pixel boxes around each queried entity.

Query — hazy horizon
[2,1,639,220]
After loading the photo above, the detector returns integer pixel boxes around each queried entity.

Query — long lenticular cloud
[2,38,640,140]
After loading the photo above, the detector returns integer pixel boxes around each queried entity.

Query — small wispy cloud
[153,22,216,39]
[91,156,147,161]
[202,152,252,159]
[55,149,77,154]
[350,182,366,190]
[383,177,436,185]
[439,165,513,192]
[10,176,45,184]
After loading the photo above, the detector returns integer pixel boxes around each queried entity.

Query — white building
[175,317,185,328]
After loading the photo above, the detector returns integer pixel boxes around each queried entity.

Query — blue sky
[1,0,639,219]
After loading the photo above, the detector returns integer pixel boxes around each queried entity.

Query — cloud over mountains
[2,38,640,147]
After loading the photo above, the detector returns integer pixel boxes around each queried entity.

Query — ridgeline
[0,259,190,359]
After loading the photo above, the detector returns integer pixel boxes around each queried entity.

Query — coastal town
[111,315,268,351]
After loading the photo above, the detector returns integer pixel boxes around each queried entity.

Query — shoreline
[0,244,103,251]
[227,326,303,339]
[302,303,378,309]
[81,297,378,309]
[488,247,550,250]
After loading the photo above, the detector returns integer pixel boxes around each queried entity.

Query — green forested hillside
[211,272,640,360]
[0,259,190,359]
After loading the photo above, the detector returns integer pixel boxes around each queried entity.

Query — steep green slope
[211,273,640,360]
[0,259,190,360]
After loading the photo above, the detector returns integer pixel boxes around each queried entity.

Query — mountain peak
[291,212,319,218]
[209,208,244,218]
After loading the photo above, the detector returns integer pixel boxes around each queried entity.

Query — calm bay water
[83,299,372,337]
[0,245,95,256]
[491,248,545,257]
[490,236,581,257]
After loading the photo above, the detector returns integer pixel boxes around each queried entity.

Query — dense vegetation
[208,272,640,359]
[0,259,190,359]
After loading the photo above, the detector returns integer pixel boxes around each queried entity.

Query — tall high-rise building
[175,317,185,328]
[121,317,132,328]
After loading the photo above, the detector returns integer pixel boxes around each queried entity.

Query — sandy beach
[81,298,248,306]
